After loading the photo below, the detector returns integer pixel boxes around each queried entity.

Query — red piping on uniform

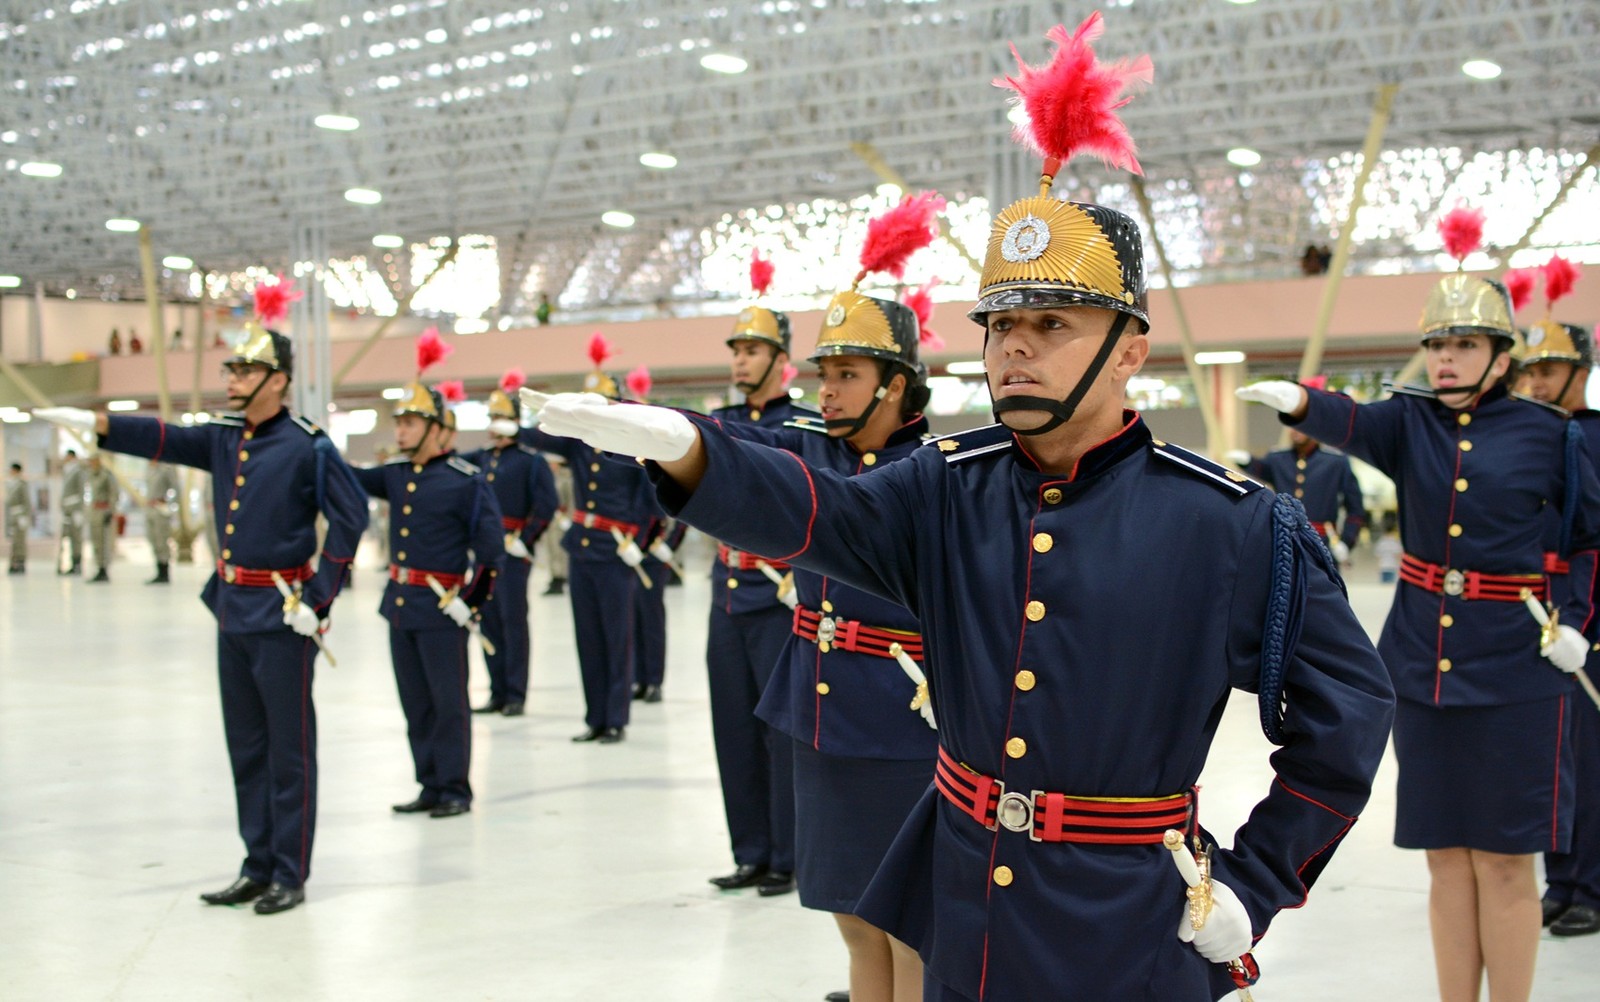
[1339,395,1357,449]
[1579,552,1600,634]
[1283,818,1356,913]
[769,450,818,562]
[1552,694,1566,853]
[298,636,312,882]
[1274,776,1356,822]
[1065,412,1139,482]
[813,578,829,750]
[153,420,167,462]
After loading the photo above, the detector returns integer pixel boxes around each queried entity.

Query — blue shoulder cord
[1260,494,1346,745]
[1561,420,1582,559]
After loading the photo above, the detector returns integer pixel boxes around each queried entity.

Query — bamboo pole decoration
[332,242,461,389]
[850,141,985,275]
[137,227,174,423]
[1130,175,1220,452]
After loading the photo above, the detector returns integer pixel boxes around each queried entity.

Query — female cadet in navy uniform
[463,371,560,717]
[1509,258,1600,938]
[523,17,1395,999]
[39,284,369,915]
[521,340,662,745]
[1240,233,1600,999]
[703,266,813,894]
[354,373,505,818]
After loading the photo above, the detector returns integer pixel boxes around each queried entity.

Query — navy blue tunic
[1245,443,1366,549]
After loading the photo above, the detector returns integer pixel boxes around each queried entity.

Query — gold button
[580,538,590,547]
[816,682,830,695]
[1439,658,1453,672]
[750,410,761,422]
[1458,413,1471,426]
[1025,600,1045,622]
[224,524,234,535]
[1005,737,1027,758]
[1295,474,1306,484]
[590,463,600,472]
[412,464,422,474]
[487,473,495,482]
[243,431,253,441]
[1297,459,1307,470]
[1460,440,1472,452]
[235,475,245,487]
[1032,533,1053,553]
[229,500,239,511]
[588,481,598,490]
[993,866,1013,887]
[819,641,831,653]
[397,551,406,561]
[395,596,405,607]
[402,505,412,515]
[1449,523,1463,537]
[239,451,249,462]
[862,453,876,466]
[586,501,596,510]
[1295,489,1304,499]
[727,578,739,589]
[1015,670,1036,691]
[821,600,834,613]
[406,483,416,493]
[1455,478,1468,492]
[400,528,410,537]
[1043,488,1063,505]
[1441,614,1454,627]
[221,548,231,559]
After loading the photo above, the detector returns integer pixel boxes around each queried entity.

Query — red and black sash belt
[1545,552,1570,576]
[1316,522,1337,540]
[793,605,923,661]
[935,747,1192,845]
[502,516,527,531]
[1400,553,1545,602]
[573,511,639,536]
[388,564,465,589]
[217,560,314,588]
[717,543,790,573]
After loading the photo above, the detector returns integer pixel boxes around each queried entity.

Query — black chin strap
[735,348,782,396]
[229,370,273,413]
[400,419,446,458]
[991,313,1132,436]
[824,384,890,438]
[1432,342,1505,405]
[1556,366,1581,410]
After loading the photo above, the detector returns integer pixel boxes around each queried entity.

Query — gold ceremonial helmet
[228,321,291,374]
[486,388,518,420]
[1419,274,1516,343]
[1524,320,1596,369]
[584,370,620,398]
[809,290,922,367]
[728,306,792,354]
[394,382,451,426]
[1508,328,1529,368]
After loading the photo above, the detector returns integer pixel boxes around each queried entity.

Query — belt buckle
[223,564,236,584]
[817,616,837,646]
[1442,569,1465,597]
[996,790,1036,838]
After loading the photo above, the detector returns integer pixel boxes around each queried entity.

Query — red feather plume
[625,365,653,401]
[1437,206,1485,264]
[781,363,799,389]
[415,327,452,375]
[587,331,615,368]
[499,368,526,395]
[995,12,1152,176]
[1503,268,1536,314]
[903,278,945,351]
[857,191,946,283]
[750,252,775,297]
[435,380,466,404]
[1543,255,1580,308]
[252,273,303,326]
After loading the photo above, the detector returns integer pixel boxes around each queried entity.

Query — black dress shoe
[642,685,662,703]
[472,701,505,714]
[597,726,625,744]
[500,702,524,716]
[757,870,797,897]
[631,683,648,701]
[1543,897,1570,926]
[824,992,850,1002]
[392,796,439,814]
[1551,903,1600,936]
[253,883,305,915]
[429,801,471,818]
[572,726,604,742]
[199,876,269,905]
[543,578,566,596]
[709,863,768,890]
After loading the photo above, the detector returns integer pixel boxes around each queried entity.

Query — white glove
[443,597,473,628]
[533,393,697,463]
[35,407,98,434]
[1235,381,1307,415]
[283,602,321,637]
[554,511,573,534]
[1223,450,1252,467]
[1330,538,1350,563]
[488,418,519,438]
[1542,624,1590,675]
[776,577,798,610]
[506,535,532,560]
[917,698,937,730]
[617,538,645,568]
[648,539,676,564]
[1177,878,1253,963]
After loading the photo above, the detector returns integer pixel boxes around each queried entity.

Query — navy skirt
[1393,694,1575,854]
[793,740,933,914]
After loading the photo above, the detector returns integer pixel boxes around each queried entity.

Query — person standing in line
[84,452,119,583]
[35,275,369,914]
[6,462,30,574]
[622,366,678,706]
[58,449,86,575]
[145,459,179,584]
[540,455,571,596]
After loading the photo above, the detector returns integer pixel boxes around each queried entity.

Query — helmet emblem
[1001,215,1051,263]
[826,303,847,327]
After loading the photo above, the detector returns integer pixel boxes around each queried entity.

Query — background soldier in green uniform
[58,449,86,574]
[85,453,119,583]
[6,463,30,574]
[145,459,178,584]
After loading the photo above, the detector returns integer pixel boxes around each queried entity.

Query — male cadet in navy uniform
[702,274,813,893]
[462,374,559,717]
[1516,278,1600,937]
[58,449,86,574]
[355,382,504,817]
[632,516,684,703]
[524,17,1394,998]
[6,462,30,573]
[145,459,179,584]
[84,452,119,582]
[37,319,369,915]
[521,359,661,744]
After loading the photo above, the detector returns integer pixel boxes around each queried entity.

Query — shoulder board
[782,417,829,434]
[209,414,245,427]
[1381,381,1438,400]
[448,456,481,476]
[924,423,1012,464]
[291,413,323,435]
[383,455,410,466]
[1151,441,1263,497]
[1510,392,1570,417]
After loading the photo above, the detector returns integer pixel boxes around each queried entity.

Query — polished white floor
[2,539,1597,1001]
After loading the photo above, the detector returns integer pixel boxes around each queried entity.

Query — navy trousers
[634,561,670,688]
[389,625,472,805]
[569,560,637,730]
[217,629,317,888]
[706,604,795,872]
[480,556,533,705]
[1547,694,1600,908]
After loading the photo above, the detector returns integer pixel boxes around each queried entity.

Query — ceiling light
[19,161,62,177]
[314,113,360,131]
[1194,350,1247,365]
[602,210,635,228]
[1226,147,1261,168]
[699,53,748,74]
[0,131,16,143]
[105,218,141,232]
[425,29,448,44]
[372,234,405,248]
[1225,0,1258,5]
[1462,59,1502,80]
[876,183,903,199]
[639,152,677,169]
[0,275,21,288]
[381,387,407,400]
[945,361,986,375]
[106,400,140,412]
[162,255,193,269]
[1006,105,1029,126]
[344,187,382,205]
